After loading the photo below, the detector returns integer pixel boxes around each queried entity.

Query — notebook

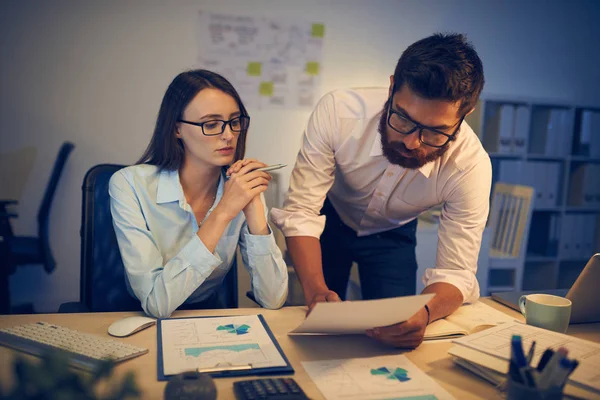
[424,301,515,340]
[491,253,600,324]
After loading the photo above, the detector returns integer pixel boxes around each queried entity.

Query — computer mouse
[108,316,156,337]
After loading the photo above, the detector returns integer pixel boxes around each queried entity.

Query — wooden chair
[487,182,535,292]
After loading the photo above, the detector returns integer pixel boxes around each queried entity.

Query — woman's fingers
[226,161,243,176]
[237,161,268,176]
[246,176,270,189]
[230,170,272,185]
[248,184,268,197]
[226,158,263,176]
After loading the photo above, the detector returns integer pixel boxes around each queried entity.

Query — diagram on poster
[197,11,325,109]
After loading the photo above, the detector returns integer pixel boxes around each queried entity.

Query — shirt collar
[370,129,434,179]
[156,168,226,205]
[156,169,183,204]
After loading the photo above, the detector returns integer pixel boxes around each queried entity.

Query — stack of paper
[449,320,600,398]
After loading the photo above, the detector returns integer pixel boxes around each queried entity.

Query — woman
[109,69,288,318]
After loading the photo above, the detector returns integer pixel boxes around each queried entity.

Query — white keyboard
[0,321,148,371]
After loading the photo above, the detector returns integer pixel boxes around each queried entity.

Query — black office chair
[0,141,75,314]
[59,164,238,313]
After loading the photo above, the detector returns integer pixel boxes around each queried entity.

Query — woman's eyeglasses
[178,115,250,136]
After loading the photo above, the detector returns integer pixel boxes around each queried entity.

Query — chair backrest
[38,141,75,274]
[80,164,238,312]
[489,182,535,258]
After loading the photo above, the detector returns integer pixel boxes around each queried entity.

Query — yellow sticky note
[311,23,325,38]
[247,62,262,76]
[305,62,320,76]
[259,82,274,96]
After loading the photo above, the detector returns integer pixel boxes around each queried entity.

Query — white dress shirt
[271,88,492,303]
[109,164,288,318]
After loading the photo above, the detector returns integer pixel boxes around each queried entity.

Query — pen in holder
[506,378,562,400]
[506,335,563,399]
[506,336,577,400]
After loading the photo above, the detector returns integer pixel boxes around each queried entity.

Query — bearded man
[271,33,491,348]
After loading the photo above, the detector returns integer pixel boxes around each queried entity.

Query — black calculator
[233,377,309,400]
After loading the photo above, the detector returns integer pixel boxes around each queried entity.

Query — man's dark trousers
[320,198,419,300]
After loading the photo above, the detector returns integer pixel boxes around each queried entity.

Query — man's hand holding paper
[290,293,434,339]
[366,306,430,348]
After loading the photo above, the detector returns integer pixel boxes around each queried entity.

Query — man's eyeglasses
[178,115,250,136]
[387,102,463,148]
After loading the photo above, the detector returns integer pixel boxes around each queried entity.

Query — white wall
[1,0,599,312]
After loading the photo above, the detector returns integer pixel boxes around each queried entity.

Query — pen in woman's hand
[225,164,286,179]
[255,164,287,172]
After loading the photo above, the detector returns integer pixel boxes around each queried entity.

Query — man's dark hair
[137,69,249,171]
[393,33,484,115]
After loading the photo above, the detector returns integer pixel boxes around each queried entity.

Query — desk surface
[1,299,599,400]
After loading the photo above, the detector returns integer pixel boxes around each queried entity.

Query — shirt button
[376,192,383,197]
[386,172,394,177]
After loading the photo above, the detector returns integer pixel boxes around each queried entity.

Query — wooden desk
[1,299,599,399]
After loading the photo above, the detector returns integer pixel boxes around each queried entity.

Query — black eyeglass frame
[177,115,251,136]
[386,93,464,148]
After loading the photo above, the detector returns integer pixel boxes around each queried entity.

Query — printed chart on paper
[302,355,456,400]
[160,315,286,376]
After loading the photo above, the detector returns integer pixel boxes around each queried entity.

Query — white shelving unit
[467,96,600,291]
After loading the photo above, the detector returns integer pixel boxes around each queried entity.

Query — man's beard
[378,99,450,169]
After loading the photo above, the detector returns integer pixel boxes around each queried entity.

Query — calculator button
[234,378,308,400]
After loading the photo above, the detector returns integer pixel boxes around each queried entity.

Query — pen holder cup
[506,378,563,400]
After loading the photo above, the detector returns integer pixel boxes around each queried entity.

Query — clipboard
[157,314,294,380]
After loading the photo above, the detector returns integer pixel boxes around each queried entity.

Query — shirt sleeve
[270,92,338,238]
[422,155,492,304]
[239,194,289,309]
[109,171,223,318]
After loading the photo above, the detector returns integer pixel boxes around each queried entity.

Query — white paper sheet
[289,293,434,335]
[453,320,600,394]
[302,355,455,400]
[160,315,286,376]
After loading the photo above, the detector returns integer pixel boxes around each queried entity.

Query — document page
[453,320,600,393]
[445,301,516,333]
[302,354,455,400]
[160,315,287,376]
[425,300,516,340]
[290,294,434,335]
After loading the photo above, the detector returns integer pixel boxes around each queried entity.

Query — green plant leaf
[8,351,139,400]
[91,359,115,384]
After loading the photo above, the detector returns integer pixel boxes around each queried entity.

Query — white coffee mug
[518,294,572,333]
